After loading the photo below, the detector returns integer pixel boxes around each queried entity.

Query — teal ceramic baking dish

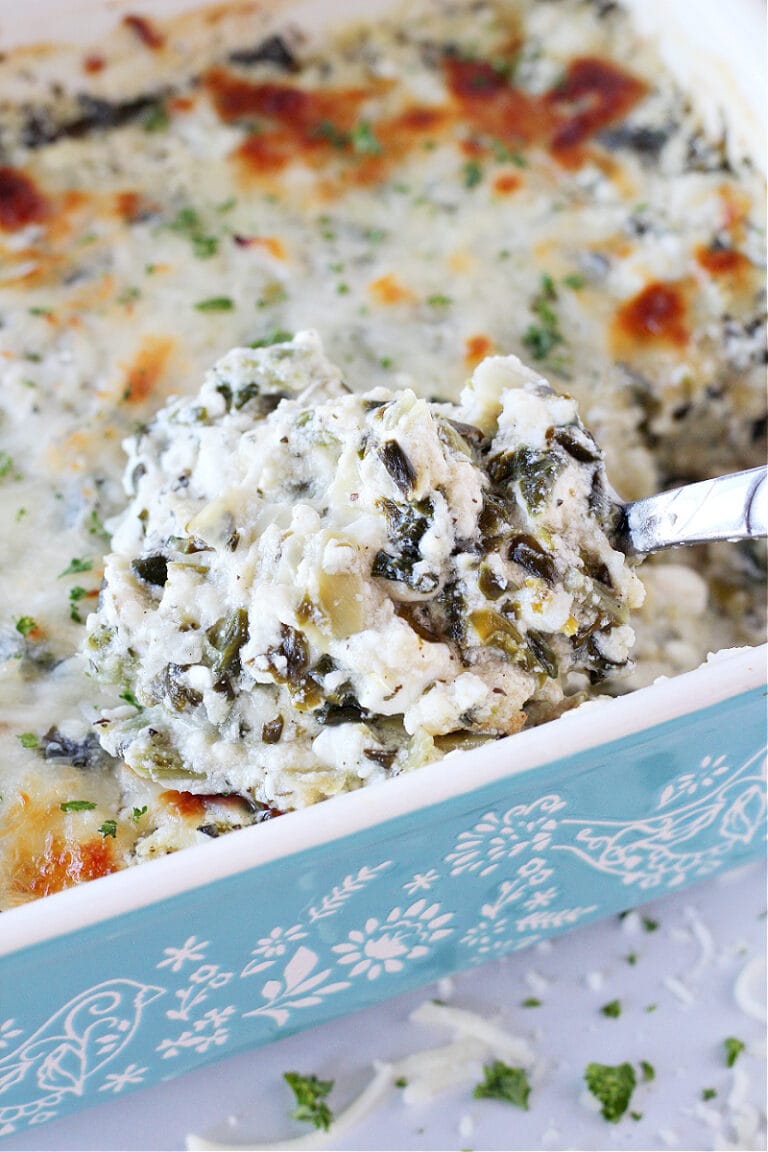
[1,645,765,1137]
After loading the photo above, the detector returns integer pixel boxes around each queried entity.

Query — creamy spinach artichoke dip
[0,1,764,906]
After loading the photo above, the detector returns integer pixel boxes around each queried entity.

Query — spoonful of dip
[83,333,765,811]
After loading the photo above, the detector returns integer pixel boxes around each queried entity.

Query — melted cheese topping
[0,0,764,905]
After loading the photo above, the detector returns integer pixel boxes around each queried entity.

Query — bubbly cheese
[0,0,764,905]
[85,333,642,807]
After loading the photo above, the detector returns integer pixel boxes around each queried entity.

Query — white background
[9,860,766,1152]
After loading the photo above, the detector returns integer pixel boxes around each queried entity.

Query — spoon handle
[617,465,767,557]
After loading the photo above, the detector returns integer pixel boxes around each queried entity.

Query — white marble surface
[10,861,766,1152]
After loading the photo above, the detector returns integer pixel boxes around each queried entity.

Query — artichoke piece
[469,607,525,660]
[316,570,365,637]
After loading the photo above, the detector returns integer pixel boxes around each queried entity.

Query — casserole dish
[0,0,765,1138]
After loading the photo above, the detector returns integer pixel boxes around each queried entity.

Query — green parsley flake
[17,732,38,749]
[250,330,293,349]
[463,159,483,188]
[195,296,235,312]
[724,1037,745,1068]
[69,586,89,623]
[15,616,37,637]
[702,1088,717,1101]
[521,997,542,1008]
[640,1061,655,1083]
[626,951,638,965]
[143,102,169,133]
[584,1061,637,1123]
[98,819,118,838]
[473,1061,531,1110]
[119,688,142,709]
[351,121,382,156]
[522,273,563,361]
[600,999,622,1019]
[59,557,92,578]
[427,294,453,308]
[168,208,219,260]
[60,800,97,813]
[642,916,659,932]
[284,1072,334,1132]
[0,451,15,479]
[132,805,148,822]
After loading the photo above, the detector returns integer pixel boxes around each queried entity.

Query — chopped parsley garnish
[584,1061,636,1123]
[250,329,293,348]
[98,819,118,838]
[626,951,638,965]
[521,997,542,1008]
[119,689,142,709]
[59,557,92,578]
[463,159,483,188]
[642,916,659,932]
[69,586,89,623]
[60,800,97,813]
[86,508,111,543]
[0,451,16,479]
[143,102,169,133]
[17,732,38,749]
[724,1037,745,1067]
[473,1061,531,1110]
[132,805,148,822]
[195,296,235,312]
[702,1088,717,1101]
[316,120,348,149]
[395,1076,408,1088]
[600,999,622,1018]
[15,616,37,637]
[522,273,563,361]
[351,121,382,156]
[284,1072,334,1131]
[168,208,219,260]
[640,1061,655,1082]
[427,294,453,308]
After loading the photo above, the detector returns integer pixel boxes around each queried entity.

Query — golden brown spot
[0,789,121,906]
[113,190,145,223]
[613,281,689,349]
[444,54,647,169]
[465,333,495,368]
[493,172,521,195]
[123,336,174,404]
[122,13,165,50]
[696,244,751,278]
[0,167,50,232]
[19,836,117,900]
[169,95,195,113]
[160,791,252,820]
[545,57,648,163]
[83,54,106,74]
[368,274,415,305]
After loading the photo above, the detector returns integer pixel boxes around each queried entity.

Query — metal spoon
[612,465,767,557]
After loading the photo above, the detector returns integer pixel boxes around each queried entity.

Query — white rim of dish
[2,644,765,957]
